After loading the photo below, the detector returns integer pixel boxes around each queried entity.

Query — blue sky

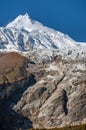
[0,0,86,42]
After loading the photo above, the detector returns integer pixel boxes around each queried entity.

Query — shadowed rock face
[0,52,86,129]
[0,52,35,130]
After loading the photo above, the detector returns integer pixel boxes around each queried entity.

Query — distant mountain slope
[0,13,85,52]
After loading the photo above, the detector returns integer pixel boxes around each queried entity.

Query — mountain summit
[0,13,86,52]
[0,13,80,52]
[6,13,33,30]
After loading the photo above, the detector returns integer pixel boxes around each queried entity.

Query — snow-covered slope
[0,13,86,52]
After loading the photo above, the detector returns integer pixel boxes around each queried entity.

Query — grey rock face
[12,52,86,129]
[0,51,86,129]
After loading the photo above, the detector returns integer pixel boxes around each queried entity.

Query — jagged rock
[0,51,86,129]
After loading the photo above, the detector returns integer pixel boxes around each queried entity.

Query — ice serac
[0,13,84,52]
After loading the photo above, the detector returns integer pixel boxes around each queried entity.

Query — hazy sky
[0,0,86,42]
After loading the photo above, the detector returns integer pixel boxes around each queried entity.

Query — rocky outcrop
[0,51,86,129]
[0,52,35,130]
[13,53,86,129]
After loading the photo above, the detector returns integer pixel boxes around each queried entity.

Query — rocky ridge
[0,50,86,129]
[13,53,86,129]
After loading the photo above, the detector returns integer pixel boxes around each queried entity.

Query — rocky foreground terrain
[0,49,86,130]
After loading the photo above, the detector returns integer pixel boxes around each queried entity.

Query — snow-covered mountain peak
[6,13,32,30]
[0,13,86,53]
